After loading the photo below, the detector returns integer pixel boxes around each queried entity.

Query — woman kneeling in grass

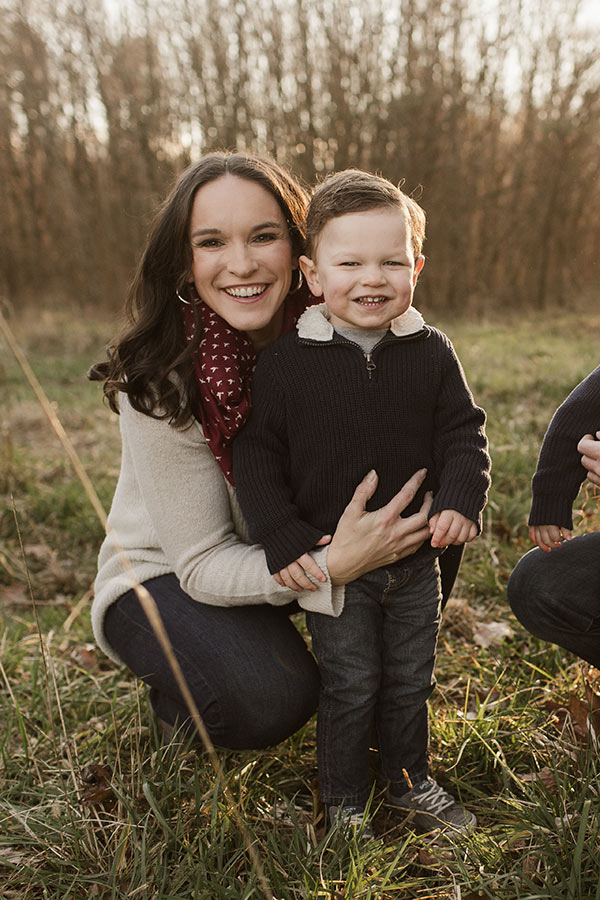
[91,152,449,752]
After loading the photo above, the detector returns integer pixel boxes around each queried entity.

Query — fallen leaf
[81,763,111,784]
[80,784,116,808]
[555,812,579,829]
[0,585,28,606]
[520,766,558,794]
[567,695,590,737]
[523,853,543,880]
[585,679,600,744]
[417,847,438,866]
[473,620,513,649]
[80,764,116,809]
[0,846,30,866]
[542,697,588,740]
[72,645,99,671]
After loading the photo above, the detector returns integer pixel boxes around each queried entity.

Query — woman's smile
[222,284,269,299]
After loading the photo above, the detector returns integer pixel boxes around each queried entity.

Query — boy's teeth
[355,297,387,305]
[225,285,266,298]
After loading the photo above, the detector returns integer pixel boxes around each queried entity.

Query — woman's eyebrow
[191,227,221,238]
[191,221,283,239]
[250,221,284,232]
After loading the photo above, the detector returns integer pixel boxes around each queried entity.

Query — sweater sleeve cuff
[262,519,327,574]
[528,494,574,530]
[296,545,345,617]
[428,481,487,532]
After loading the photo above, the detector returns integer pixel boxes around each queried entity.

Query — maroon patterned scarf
[182,284,311,484]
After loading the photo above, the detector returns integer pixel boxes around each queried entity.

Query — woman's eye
[193,239,223,249]
[253,232,277,243]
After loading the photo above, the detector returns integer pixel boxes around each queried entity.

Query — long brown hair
[90,152,309,425]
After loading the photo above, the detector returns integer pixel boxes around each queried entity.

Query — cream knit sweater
[92,396,343,664]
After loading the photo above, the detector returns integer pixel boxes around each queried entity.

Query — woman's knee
[507,541,592,638]
[507,548,547,630]
[105,579,320,750]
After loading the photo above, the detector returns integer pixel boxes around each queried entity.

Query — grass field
[1,306,600,899]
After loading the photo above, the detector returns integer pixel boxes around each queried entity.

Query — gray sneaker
[328,805,374,841]
[388,778,476,834]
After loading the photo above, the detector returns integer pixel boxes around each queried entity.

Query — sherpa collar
[296,303,426,342]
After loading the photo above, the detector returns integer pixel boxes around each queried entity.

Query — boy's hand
[429,510,477,548]
[273,536,331,592]
[529,524,572,553]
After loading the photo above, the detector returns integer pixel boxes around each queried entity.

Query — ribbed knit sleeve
[428,331,491,529]
[233,353,326,573]
[529,366,600,529]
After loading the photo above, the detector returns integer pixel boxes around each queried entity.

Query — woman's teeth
[224,285,266,298]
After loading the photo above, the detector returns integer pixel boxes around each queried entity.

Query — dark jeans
[103,574,320,749]
[507,532,600,668]
[102,548,461,752]
[306,560,442,808]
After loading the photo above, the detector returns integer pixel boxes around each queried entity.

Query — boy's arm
[233,352,326,574]
[529,366,600,530]
[429,334,491,530]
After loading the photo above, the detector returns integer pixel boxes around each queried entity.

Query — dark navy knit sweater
[233,310,491,574]
[529,365,600,529]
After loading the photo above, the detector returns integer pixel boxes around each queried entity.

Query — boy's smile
[299,208,424,331]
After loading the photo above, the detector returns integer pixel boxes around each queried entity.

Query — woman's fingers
[342,468,379,517]
[419,490,433,518]
[394,523,431,559]
[380,469,428,521]
[577,433,597,454]
[578,433,600,484]
[328,470,430,584]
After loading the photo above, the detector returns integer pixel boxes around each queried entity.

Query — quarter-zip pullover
[233,304,491,574]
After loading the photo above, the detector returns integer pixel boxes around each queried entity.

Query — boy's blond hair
[305,169,426,260]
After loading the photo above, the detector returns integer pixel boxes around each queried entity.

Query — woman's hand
[578,432,600,486]
[326,468,432,586]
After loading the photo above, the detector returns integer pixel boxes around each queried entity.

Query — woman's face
[188,174,296,349]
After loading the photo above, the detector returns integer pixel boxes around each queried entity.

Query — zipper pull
[365,353,376,379]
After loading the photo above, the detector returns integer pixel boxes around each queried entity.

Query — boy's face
[299,208,424,331]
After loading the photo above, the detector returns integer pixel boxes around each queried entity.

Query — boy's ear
[413,255,425,286]
[299,255,323,297]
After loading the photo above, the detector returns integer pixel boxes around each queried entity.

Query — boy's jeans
[307,560,442,809]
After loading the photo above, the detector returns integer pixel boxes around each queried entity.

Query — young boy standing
[233,170,491,836]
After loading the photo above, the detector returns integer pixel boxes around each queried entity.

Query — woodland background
[1,0,599,314]
[2,2,600,897]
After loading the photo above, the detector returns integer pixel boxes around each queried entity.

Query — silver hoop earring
[176,288,193,305]
[289,268,304,294]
